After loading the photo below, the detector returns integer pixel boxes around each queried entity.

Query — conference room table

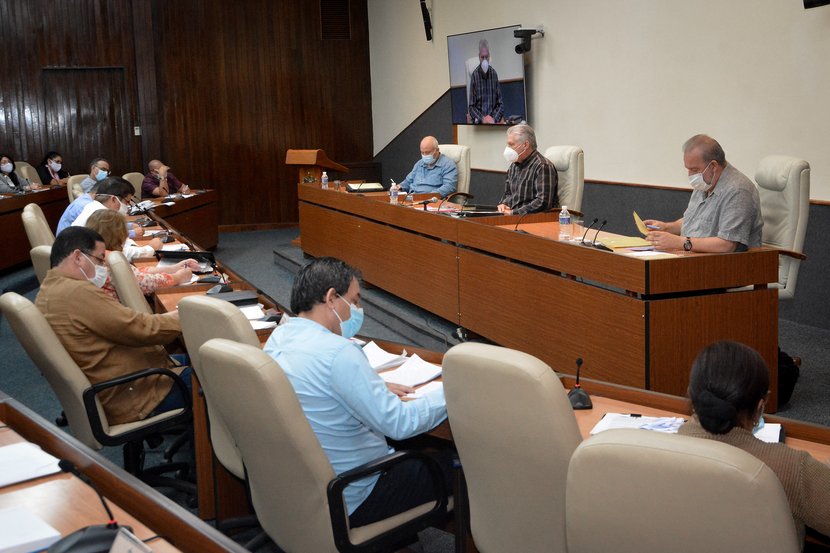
[297,184,782,409]
[1,186,68,272]
[0,391,248,552]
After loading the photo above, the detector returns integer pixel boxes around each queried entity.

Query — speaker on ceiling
[420,0,432,41]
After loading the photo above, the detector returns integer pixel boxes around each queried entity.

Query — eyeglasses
[82,251,106,266]
[96,165,110,172]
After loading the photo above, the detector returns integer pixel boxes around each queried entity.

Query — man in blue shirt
[263,257,451,528]
[57,183,98,234]
[396,136,458,198]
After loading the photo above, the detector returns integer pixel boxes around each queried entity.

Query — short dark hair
[88,157,108,171]
[687,341,769,434]
[41,151,62,166]
[96,176,134,200]
[290,257,361,314]
[50,226,104,268]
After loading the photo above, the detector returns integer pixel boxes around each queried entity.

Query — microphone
[414,196,439,209]
[591,219,613,251]
[568,358,593,410]
[437,191,474,213]
[580,218,599,245]
[50,460,132,552]
[513,210,532,234]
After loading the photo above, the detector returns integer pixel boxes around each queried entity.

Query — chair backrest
[755,155,810,300]
[0,292,108,449]
[438,144,471,194]
[566,429,800,553]
[66,174,87,202]
[30,245,52,284]
[442,342,582,553]
[544,145,585,212]
[22,203,55,248]
[15,161,42,185]
[106,251,152,314]
[178,295,261,479]
[199,339,340,552]
[122,172,143,199]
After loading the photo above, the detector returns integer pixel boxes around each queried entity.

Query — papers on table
[596,236,652,249]
[0,442,61,488]
[161,243,190,251]
[622,250,678,259]
[754,423,784,444]
[142,229,164,236]
[406,380,444,399]
[363,341,408,371]
[379,354,442,387]
[0,506,61,553]
[239,304,279,331]
[590,413,686,435]
[426,205,460,213]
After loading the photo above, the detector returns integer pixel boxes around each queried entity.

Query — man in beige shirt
[36,226,186,425]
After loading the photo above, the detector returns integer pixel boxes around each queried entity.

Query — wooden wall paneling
[131,0,162,172]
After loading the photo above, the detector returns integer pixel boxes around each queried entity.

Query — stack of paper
[0,442,61,488]
[363,341,408,371]
[406,380,444,399]
[590,413,686,435]
[379,354,442,387]
[0,506,61,553]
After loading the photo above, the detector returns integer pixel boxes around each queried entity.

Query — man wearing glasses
[79,157,112,194]
[35,227,188,425]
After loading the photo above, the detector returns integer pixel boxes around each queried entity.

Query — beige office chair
[0,292,192,485]
[106,250,152,314]
[123,172,144,199]
[30,245,52,284]
[442,342,582,553]
[198,339,450,553]
[15,161,42,185]
[544,145,585,212]
[22,203,55,248]
[566,429,800,553]
[66,174,87,202]
[178,295,261,481]
[438,144,471,194]
[755,155,810,301]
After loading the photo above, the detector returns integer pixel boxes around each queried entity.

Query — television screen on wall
[447,25,527,126]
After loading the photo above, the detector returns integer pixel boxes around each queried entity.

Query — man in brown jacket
[35,226,186,425]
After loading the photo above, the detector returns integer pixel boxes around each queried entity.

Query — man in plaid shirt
[497,124,558,215]
[468,39,504,125]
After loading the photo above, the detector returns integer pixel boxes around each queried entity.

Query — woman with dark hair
[36,151,70,186]
[679,341,830,541]
[0,153,23,193]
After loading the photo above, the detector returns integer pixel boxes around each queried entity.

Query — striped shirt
[469,66,504,123]
[500,149,558,215]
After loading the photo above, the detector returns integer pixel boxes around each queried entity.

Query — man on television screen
[469,39,504,125]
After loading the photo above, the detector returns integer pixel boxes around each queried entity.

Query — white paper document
[0,506,61,553]
[0,442,61,488]
[249,319,277,331]
[239,304,266,320]
[363,341,408,371]
[590,413,686,435]
[406,380,444,399]
[161,244,190,251]
[379,354,442,387]
[754,423,783,444]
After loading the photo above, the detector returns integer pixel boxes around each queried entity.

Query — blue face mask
[333,295,364,338]
[95,169,109,181]
[422,154,435,166]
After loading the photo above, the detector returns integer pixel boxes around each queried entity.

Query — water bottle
[389,180,399,204]
[321,171,329,190]
[559,205,572,240]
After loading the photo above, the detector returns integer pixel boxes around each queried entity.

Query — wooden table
[298,184,781,409]
[0,392,247,553]
[0,187,67,272]
[141,190,219,250]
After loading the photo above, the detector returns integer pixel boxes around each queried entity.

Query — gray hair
[507,124,537,150]
[478,39,490,55]
[683,134,726,166]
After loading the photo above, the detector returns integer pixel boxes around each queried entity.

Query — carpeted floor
[3,227,829,552]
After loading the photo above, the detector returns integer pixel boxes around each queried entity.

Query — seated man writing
[36,227,189,424]
[645,134,763,253]
[263,257,452,528]
[394,136,458,199]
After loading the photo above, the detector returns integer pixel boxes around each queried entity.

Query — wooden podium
[285,149,348,185]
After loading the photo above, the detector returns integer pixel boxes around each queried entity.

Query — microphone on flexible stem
[591,220,613,251]
[438,191,474,214]
[568,358,593,410]
[513,210,532,234]
[579,218,599,245]
[414,196,439,210]
[50,460,132,552]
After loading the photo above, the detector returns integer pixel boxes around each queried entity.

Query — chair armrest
[777,248,807,261]
[327,450,449,553]
[82,367,192,447]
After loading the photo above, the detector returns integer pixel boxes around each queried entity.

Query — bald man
[395,136,458,198]
[644,134,762,253]
[142,159,190,197]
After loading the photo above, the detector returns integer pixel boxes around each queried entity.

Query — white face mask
[49,160,62,172]
[688,161,713,191]
[504,141,526,164]
[0,162,12,174]
[481,59,489,73]
[117,198,129,215]
[81,253,109,288]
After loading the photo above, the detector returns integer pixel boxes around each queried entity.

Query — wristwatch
[683,237,693,252]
